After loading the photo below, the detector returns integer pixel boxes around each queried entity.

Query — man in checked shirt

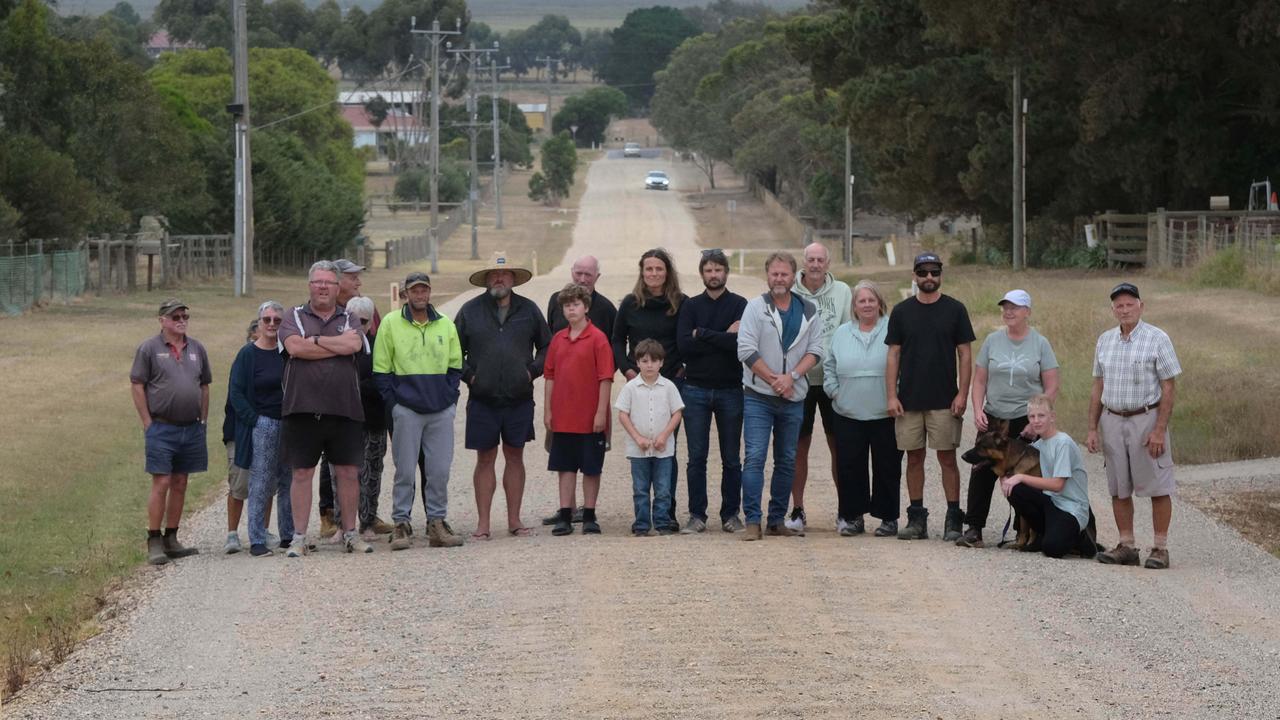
[1086,283,1182,569]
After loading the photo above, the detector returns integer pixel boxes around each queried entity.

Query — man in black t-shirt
[885,253,975,542]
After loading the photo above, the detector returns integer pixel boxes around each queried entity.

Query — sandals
[469,531,492,541]
[509,526,536,537]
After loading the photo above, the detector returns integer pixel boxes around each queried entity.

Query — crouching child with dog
[998,395,1096,558]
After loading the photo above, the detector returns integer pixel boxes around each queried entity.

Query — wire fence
[1,241,90,315]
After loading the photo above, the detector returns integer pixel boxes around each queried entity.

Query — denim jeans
[630,457,674,533]
[741,392,804,526]
[681,383,744,522]
[248,416,294,547]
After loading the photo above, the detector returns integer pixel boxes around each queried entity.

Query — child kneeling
[1000,394,1096,558]
[615,339,684,536]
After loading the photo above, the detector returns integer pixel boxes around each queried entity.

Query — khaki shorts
[895,409,962,451]
[225,441,250,500]
[1100,409,1175,498]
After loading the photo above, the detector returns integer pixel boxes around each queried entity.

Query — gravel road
[7,152,1280,719]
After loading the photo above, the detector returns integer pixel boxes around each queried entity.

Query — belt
[1106,403,1158,418]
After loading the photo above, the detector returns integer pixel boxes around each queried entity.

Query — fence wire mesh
[0,244,89,315]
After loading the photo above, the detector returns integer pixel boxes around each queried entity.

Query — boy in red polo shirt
[544,283,615,536]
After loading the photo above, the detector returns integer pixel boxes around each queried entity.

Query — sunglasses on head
[914,269,941,278]
[701,248,723,257]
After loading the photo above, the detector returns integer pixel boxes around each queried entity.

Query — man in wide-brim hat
[455,252,551,539]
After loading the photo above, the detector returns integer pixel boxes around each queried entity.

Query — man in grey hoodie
[736,251,826,541]
[787,242,853,532]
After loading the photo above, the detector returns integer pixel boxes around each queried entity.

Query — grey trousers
[390,403,455,523]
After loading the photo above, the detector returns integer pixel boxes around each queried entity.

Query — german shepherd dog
[961,419,1101,555]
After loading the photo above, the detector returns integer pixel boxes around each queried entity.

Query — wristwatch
[789,371,800,380]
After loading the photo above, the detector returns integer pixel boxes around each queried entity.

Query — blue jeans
[630,457,674,533]
[681,383,744,522]
[741,392,804,526]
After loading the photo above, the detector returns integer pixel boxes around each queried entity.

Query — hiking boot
[390,523,413,551]
[1144,547,1170,569]
[344,531,374,554]
[427,519,464,548]
[874,519,898,537]
[542,506,585,525]
[1096,543,1140,566]
[741,523,763,541]
[223,532,243,554]
[722,516,744,533]
[850,516,866,534]
[897,506,929,540]
[767,523,803,537]
[162,533,199,559]
[370,517,396,535]
[784,507,807,532]
[956,527,984,548]
[680,517,707,534]
[552,518,573,536]
[943,507,965,542]
[146,535,170,566]
[319,509,339,539]
[582,519,602,534]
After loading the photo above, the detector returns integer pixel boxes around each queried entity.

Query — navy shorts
[145,421,209,475]
[800,384,836,437]
[547,432,606,476]
[465,398,535,450]
[281,414,365,469]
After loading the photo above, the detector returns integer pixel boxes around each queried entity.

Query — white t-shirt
[614,375,685,458]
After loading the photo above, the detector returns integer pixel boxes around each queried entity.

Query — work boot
[390,523,412,551]
[370,517,395,535]
[943,507,965,542]
[956,527,984,548]
[767,523,803,537]
[147,535,170,566]
[319,509,339,539]
[162,532,199,558]
[427,519,464,548]
[541,506,585,525]
[897,506,929,540]
[1096,543,1140,566]
[741,523,763,541]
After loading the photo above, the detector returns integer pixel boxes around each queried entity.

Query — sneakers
[1144,547,1170,569]
[943,507,965,542]
[680,517,707,534]
[370,517,396,535]
[741,523,763,541]
[146,535,170,566]
[284,534,309,557]
[766,523,803,537]
[249,544,272,557]
[162,532,199,558]
[223,532,243,554]
[874,519,898,537]
[318,509,339,539]
[542,506,585,525]
[1096,543,1141,566]
[956,527,984,548]
[722,516,745,533]
[390,523,413,551]
[427,519,464,548]
[265,532,280,548]
[344,531,374,554]
[784,507,807,532]
[897,506,929,540]
[835,517,850,535]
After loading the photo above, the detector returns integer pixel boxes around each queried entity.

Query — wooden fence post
[125,237,138,291]
[97,237,108,295]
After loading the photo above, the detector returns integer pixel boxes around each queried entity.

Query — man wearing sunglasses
[885,253,975,541]
[131,298,213,565]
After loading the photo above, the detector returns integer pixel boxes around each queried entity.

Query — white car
[623,142,642,158]
[645,170,670,190]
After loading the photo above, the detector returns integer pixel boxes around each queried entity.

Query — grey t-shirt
[1035,432,1089,530]
[977,328,1058,419]
[130,334,213,423]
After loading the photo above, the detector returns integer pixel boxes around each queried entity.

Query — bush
[392,163,467,204]
[1193,247,1247,288]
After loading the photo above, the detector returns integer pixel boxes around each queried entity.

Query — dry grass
[1180,488,1280,558]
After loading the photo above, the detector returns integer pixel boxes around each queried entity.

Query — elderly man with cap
[885,252,975,541]
[131,298,212,565]
[374,270,465,550]
[454,253,551,539]
[1087,282,1181,569]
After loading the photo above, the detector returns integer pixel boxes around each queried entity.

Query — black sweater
[612,292,687,379]
[676,289,748,389]
[546,288,618,336]
[455,292,551,406]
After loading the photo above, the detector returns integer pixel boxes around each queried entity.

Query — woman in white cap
[956,289,1060,548]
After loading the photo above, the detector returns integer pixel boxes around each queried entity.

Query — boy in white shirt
[616,339,685,536]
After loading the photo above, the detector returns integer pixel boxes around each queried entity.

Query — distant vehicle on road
[624,142,642,158]
[645,170,670,191]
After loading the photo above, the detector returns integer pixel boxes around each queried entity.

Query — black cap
[404,271,431,289]
[1109,282,1140,300]
[913,252,942,269]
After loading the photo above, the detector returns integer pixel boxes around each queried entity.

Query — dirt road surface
[7,153,1280,719]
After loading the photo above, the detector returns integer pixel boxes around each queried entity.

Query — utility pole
[489,53,510,229]
[411,17,460,274]
[844,127,854,266]
[1011,65,1025,271]
[231,0,253,295]
[535,55,561,134]
[449,42,497,260]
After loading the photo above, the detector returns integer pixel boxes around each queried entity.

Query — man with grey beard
[455,253,551,539]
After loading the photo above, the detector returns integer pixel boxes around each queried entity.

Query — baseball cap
[404,271,431,289]
[1109,282,1140,300]
[998,289,1032,308]
[158,298,188,316]
[334,258,366,274]
[913,252,943,269]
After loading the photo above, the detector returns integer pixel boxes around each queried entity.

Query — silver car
[645,170,670,190]
[623,142,642,158]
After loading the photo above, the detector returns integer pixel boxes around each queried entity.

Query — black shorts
[547,432,606,476]
[465,398,535,450]
[800,384,836,437]
[281,414,365,469]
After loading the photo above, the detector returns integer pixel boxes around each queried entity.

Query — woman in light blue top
[823,280,902,537]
